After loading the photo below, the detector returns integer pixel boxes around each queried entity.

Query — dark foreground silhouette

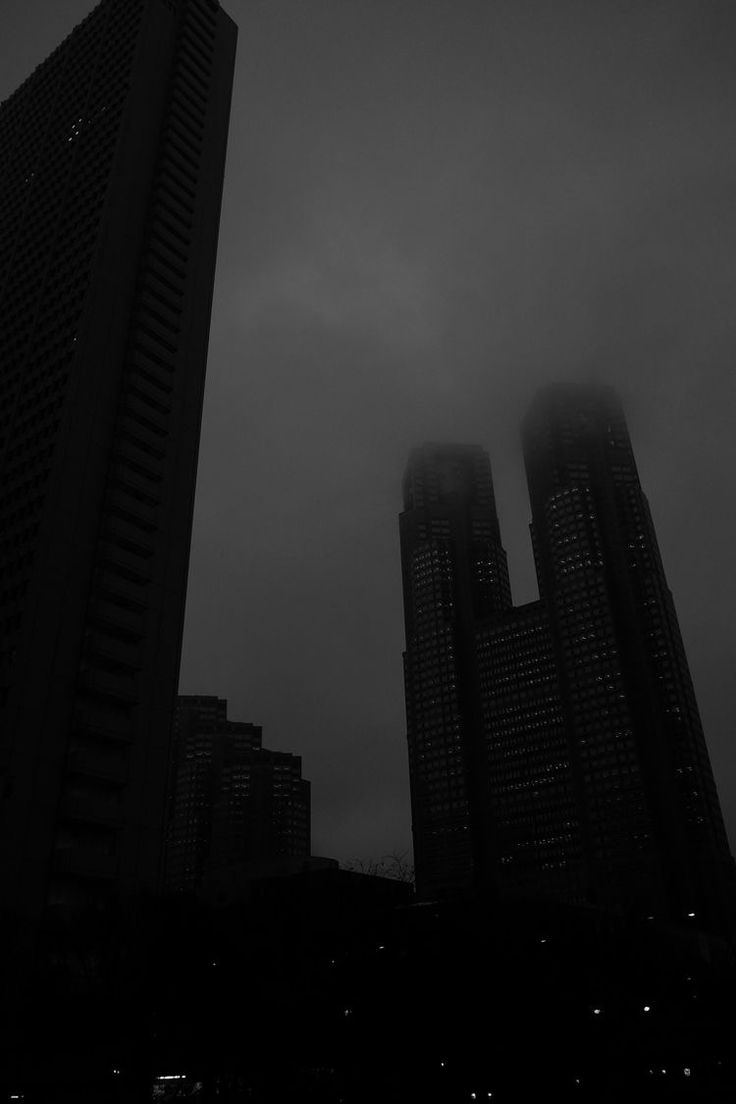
[1,870,734,1102]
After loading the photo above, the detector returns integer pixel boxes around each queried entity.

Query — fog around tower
[3,0,735,865]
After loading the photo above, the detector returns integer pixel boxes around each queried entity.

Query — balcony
[84,627,141,667]
[86,596,145,637]
[53,847,118,880]
[117,413,168,458]
[66,747,128,786]
[106,488,158,532]
[94,567,149,607]
[123,392,170,434]
[97,538,154,582]
[77,665,137,706]
[74,705,133,745]
[60,794,123,828]
[110,460,163,504]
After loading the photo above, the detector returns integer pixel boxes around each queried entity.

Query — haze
[3,0,735,865]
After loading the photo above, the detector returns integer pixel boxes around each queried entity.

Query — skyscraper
[399,444,511,897]
[0,0,237,920]
[476,600,583,904]
[523,384,734,926]
[401,386,734,930]
[164,696,311,895]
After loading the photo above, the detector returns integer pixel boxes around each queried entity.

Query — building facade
[401,386,734,930]
[0,0,237,919]
[522,384,734,925]
[476,600,583,904]
[164,696,311,895]
[399,444,511,897]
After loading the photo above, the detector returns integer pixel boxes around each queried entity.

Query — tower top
[402,442,496,513]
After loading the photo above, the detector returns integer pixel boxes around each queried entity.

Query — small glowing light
[156,1075,185,1081]
[378,945,385,950]
[684,1068,691,1077]
[661,1069,666,1075]
[646,915,654,921]
[539,938,547,944]
[592,1008,601,1015]
[113,1068,120,1075]
[687,912,695,918]
[211,961,217,966]
[440,1062,445,1068]
[643,1005,651,1012]
[344,1008,352,1017]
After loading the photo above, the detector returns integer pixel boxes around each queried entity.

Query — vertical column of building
[600,403,734,922]
[163,696,221,892]
[0,0,237,921]
[90,0,237,901]
[523,385,734,926]
[400,444,511,897]
[213,748,310,873]
[523,389,666,913]
[0,0,158,916]
[476,602,584,904]
[165,697,310,894]
[55,0,237,909]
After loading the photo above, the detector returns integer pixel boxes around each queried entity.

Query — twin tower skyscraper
[401,385,734,932]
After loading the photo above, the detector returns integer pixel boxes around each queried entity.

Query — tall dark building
[401,386,734,931]
[0,0,237,920]
[523,384,733,925]
[399,444,511,897]
[476,600,583,904]
[164,696,311,895]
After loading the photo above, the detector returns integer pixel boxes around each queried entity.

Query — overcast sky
[4,0,736,865]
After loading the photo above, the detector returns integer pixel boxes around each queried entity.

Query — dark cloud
[4,0,736,862]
